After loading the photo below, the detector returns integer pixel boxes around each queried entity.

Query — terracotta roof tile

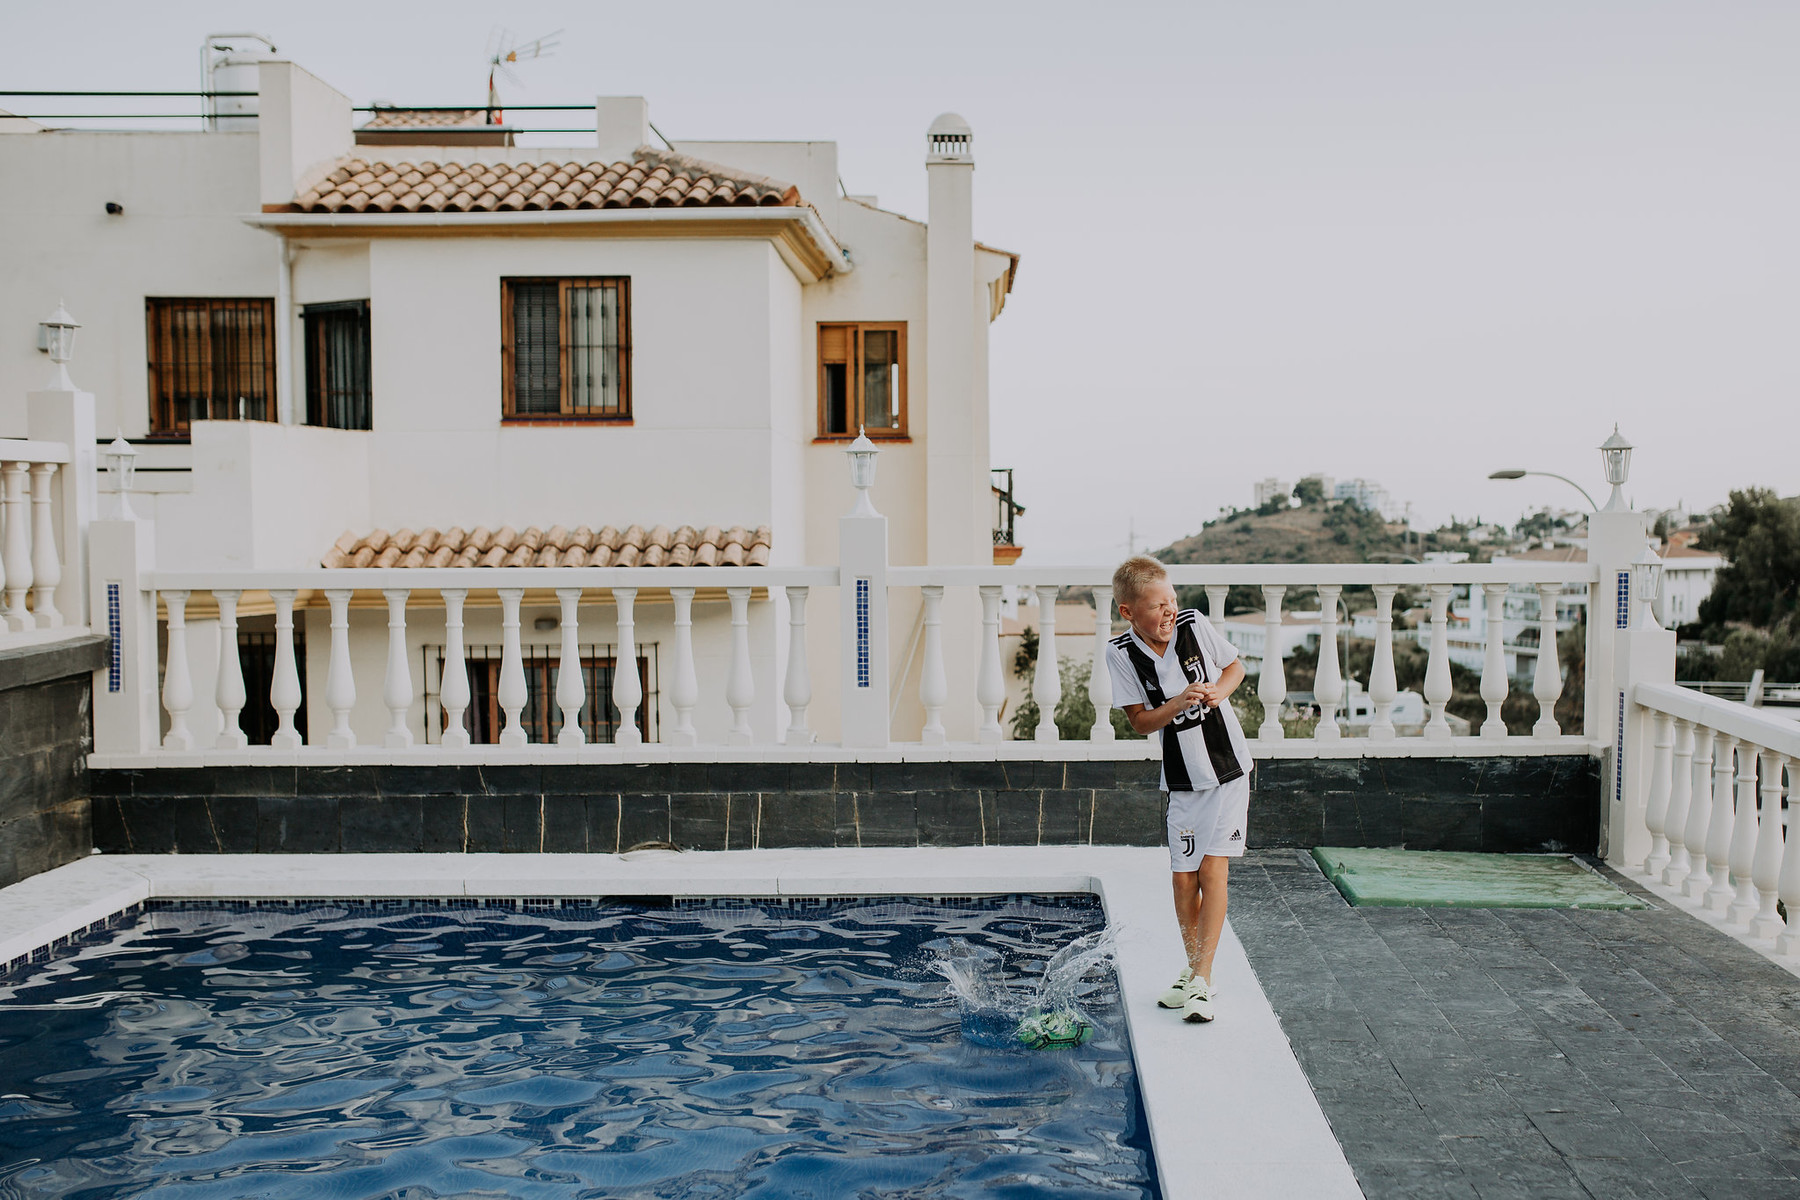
[324,524,773,568]
[360,107,492,130]
[292,148,801,214]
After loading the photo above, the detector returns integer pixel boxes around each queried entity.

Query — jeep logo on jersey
[1179,830,1196,857]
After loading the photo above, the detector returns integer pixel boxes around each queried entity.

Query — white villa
[0,57,1022,748]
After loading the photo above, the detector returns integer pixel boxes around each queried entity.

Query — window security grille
[145,298,276,435]
[503,278,630,419]
[303,300,372,430]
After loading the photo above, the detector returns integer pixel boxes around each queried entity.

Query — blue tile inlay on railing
[1614,690,1626,809]
[1615,570,1630,630]
[855,578,870,688]
[106,582,121,693]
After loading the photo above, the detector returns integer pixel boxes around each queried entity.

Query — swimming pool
[0,894,1157,1198]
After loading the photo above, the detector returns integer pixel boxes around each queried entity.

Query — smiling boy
[1105,556,1253,1022]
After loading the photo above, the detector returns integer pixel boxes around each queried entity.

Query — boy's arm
[1196,659,1245,709]
[1122,679,1211,735]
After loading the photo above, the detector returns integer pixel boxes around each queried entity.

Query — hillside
[1156,500,1411,566]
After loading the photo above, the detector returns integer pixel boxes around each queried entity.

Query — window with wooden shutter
[145,298,277,436]
[501,278,631,421]
[816,322,907,439]
[302,300,371,430]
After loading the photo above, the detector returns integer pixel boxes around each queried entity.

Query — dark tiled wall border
[2,637,106,889]
[90,756,1598,857]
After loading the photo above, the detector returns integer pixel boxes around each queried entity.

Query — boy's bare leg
[1171,870,1201,969]
[1195,855,1230,982]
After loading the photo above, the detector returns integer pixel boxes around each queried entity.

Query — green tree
[1293,476,1327,506]
[1010,652,1143,741]
[1697,488,1800,629]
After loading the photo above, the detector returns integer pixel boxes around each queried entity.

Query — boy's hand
[1179,681,1211,711]
[1194,681,1227,708]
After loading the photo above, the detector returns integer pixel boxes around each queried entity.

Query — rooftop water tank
[201,34,276,131]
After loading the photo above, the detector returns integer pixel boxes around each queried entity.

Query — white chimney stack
[925,113,979,567]
[596,97,650,163]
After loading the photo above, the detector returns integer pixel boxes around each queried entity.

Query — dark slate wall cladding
[89,755,1599,857]
[0,636,108,889]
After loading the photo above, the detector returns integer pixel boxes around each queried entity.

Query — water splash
[932,927,1118,1049]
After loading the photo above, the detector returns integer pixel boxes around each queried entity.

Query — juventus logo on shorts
[1179,830,1196,857]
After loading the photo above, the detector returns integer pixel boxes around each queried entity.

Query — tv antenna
[485,28,561,125]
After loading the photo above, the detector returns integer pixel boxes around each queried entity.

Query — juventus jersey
[1107,608,1254,793]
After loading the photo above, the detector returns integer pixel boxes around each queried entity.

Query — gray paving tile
[1351,1159,1481,1199]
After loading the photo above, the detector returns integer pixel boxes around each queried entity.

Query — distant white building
[1219,610,1321,671]
[1657,535,1725,628]
[1334,477,1401,521]
[1253,478,1290,508]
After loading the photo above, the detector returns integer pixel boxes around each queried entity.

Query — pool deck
[0,846,1361,1200]
[1233,849,1800,1200]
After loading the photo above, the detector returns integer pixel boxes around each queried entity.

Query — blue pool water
[0,896,1158,1197]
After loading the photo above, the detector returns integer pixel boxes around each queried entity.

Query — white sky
[8,2,1796,561]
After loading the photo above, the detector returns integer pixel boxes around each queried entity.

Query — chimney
[924,113,977,564]
[256,61,354,209]
[596,97,650,164]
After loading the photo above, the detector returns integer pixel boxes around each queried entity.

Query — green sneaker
[1157,967,1193,1009]
[1182,974,1216,1023]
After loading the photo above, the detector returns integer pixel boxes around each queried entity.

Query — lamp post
[105,432,138,520]
[38,301,80,391]
[1486,469,1599,512]
[1599,425,1634,513]
[1631,544,1664,630]
[843,425,880,516]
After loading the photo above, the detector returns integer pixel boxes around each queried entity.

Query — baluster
[1258,585,1286,741]
[269,589,303,750]
[1531,583,1563,736]
[322,588,357,749]
[2,461,32,629]
[1034,584,1062,741]
[1204,585,1228,632]
[1419,583,1452,740]
[1776,761,1800,956]
[918,585,946,744]
[612,587,643,747]
[381,589,413,748]
[1727,743,1763,925]
[160,590,195,750]
[1088,583,1115,742]
[440,589,471,747]
[496,588,527,748]
[668,586,698,745]
[1368,584,1398,740]
[1680,725,1715,898]
[553,588,586,746]
[1642,712,1674,878]
[214,589,248,749]
[1314,584,1343,741]
[782,585,813,745]
[1661,718,1695,887]
[725,586,754,744]
[28,463,60,627]
[1479,582,1509,738]
[1702,736,1738,912]
[977,584,1004,744]
[1750,753,1789,940]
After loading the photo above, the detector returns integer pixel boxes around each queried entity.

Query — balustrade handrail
[888,563,1598,588]
[147,565,842,591]
[1634,681,1800,759]
[0,438,72,464]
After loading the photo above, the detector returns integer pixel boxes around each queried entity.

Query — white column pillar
[725,586,754,744]
[1532,583,1564,736]
[381,589,414,749]
[214,589,248,749]
[781,585,812,745]
[1422,583,1453,740]
[1642,712,1674,878]
[1750,753,1788,940]
[1258,585,1286,741]
[1,461,32,630]
[976,584,1004,744]
[160,589,194,751]
[1033,584,1061,741]
[554,587,586,746]
[1681,725,1715,898]
[1314,585,1343,740]
[440,588,471,748]
[918,584,947,745]
[1479,582,1509,738]
[268,588,303,750]
[88,517,157,754]
[612,587,643,747]
[1727,743,1762,925]
[1088,584,1115,743]
[1368,584,1399,741]
[1205,585,1228,632]
[28,463,60,627]
[496,587,528,748]
[1661,718,1695,886]
[322,588,357,749]
[1702,736,1738,912]
[668,586,698,746]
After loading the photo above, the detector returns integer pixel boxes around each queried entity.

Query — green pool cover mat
[1312,847,1649,909]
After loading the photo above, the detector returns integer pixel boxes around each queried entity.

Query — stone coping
[0,847,1361,1200]
[0,631,106,692]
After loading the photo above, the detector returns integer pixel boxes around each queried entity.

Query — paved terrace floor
[1233,850,1800,1200]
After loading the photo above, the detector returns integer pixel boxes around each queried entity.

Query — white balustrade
[213,588,248,749]
[1422,583,1452,741]
[1750,753,1788,940]
[976,584,1004,744]
[1681,725,1715,898]
[1661,718,1695,887]
[1642,712,1674,879]
[725,586,754,744]
[1088,584,1114,742]
[555,588,586,746]
[1779,764,1800,956]
[496,588,528,748]
[28,463,60,627]
[159,590,194,750]
[1726,744,1762,925]
[782,586,812,745]
[440,589,471,748]
[1531,583,1563,736]
[612,587,643,747]
[918,585,946,745]
[1033,584,1061,742]
[268,589,303,750]
[1702,735,1737,913]
[1479,582,1509,738]
[1205,585,1227,631]
[1258,585,1286,742]
[322,588,357,749]
[1367,583,1398,741]
[382,589,414,748]
[1,462,31,629]
[668,586,698,746]
[1314,584,1343,741]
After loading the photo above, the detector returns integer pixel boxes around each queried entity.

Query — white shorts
[1165,776,1252,871]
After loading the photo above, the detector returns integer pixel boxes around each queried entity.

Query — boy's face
[1119,579,1178,645]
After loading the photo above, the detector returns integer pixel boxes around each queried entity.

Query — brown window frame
[816,321,908,441]
[500,277,632,423]
[145,297,278,437]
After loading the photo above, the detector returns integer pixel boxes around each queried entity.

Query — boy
[1105,555,1253,1023]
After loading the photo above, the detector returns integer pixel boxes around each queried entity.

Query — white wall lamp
[1631,544,1664,629]
[844,425,881,517]
[1600,425,1634,512]
[105,432,139,520]
[37,300,80,390]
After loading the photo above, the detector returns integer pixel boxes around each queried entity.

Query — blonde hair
[1111,555,1168,608]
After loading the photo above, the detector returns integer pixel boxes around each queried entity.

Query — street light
[1486,468,1599,512]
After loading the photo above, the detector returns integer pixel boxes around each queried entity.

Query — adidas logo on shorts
[1229,829,1242,841]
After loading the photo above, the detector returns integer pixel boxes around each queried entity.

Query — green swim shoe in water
[1016,1010,1093,1050]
